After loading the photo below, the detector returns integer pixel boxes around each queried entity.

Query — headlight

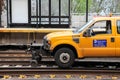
[47,40,51,45]
[43,36,51,50]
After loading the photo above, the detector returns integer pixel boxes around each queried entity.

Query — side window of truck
[117,20,120,34]
[91,20,111,35]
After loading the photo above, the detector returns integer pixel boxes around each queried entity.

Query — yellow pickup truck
[33,16,120,68]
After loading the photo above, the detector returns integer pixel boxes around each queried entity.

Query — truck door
[116,20,120,56]
[80,20,115,57]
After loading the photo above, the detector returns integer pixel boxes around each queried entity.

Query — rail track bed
[0,65,120,80]
[0,58,120,79]
[0,50,120,79]
[0,60,120,79]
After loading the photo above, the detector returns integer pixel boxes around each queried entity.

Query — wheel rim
[60,52,70,63]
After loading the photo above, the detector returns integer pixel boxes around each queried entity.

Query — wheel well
[52,44,78,58]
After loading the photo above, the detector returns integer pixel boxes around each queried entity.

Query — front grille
[43,36,47,45]
[43,38,46,46]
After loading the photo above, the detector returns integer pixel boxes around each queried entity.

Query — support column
[0,0,2,27]
[86,0,88,22]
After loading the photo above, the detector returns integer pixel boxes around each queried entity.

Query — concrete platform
[0,28,72,33]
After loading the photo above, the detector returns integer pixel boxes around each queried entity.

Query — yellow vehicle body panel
[79,35,115,57]
[50,39,84,58]
[46,31,84,58]
[115,18,120,56]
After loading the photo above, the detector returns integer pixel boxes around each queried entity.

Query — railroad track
[0,50,120,79]
[0,50,120,68]
[0,65,120,80]
[0,51,119,69]
[0,50,31,60]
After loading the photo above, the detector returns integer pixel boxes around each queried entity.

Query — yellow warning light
[109,13,112,17]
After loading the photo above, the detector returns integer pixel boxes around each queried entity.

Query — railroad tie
[96,75,102,80]
[34,75,41,79]
[80,75,87,79]
[112,76,118,80]
[19,75,27,79]
[49,74,56,78]
[3,75,11,79]
[65,75,72,79]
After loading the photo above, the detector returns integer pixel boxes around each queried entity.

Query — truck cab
[42,16,120,68]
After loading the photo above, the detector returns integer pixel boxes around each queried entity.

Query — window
[90,20,111,35]
[41,0,49,16]
[61,0,69,16]
[117,20,120,34]
[51,0,59,16]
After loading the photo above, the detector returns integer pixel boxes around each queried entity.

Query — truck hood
[46,31,73,40]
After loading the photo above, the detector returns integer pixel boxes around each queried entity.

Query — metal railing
[1,13,120,28]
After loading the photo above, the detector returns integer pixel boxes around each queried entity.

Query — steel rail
[0,67,120,75]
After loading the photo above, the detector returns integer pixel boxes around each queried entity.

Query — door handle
[111,37,115,42]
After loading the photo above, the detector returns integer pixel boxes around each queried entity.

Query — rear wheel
[55,48,75,68]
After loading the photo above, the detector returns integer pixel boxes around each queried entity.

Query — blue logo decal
[93,40,107,47]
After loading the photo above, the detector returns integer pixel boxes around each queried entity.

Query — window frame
[90,20,112,35]
[117,20,120,34]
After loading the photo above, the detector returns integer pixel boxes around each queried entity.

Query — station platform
[0,28,73,49]
[0,28,73,33]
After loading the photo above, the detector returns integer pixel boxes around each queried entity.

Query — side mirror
[83,29,91,37]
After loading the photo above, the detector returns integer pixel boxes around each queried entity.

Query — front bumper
[30,43,52,56]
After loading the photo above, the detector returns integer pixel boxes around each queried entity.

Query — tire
[55,48,75,68]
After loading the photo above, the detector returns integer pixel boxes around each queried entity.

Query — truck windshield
[73,20,94,33]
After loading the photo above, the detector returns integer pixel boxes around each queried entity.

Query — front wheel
[55,48,75,68]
